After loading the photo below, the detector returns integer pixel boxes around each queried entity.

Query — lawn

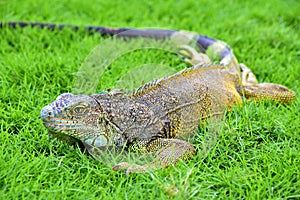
[0,0,299,199]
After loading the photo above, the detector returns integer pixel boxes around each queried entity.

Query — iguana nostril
[40,106,53,121]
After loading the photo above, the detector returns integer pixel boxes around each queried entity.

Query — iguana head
[41,93,111,147]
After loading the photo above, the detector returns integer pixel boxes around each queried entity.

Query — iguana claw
[178,45,212,66]
[112,162,148,176]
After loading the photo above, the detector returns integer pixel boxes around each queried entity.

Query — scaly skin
[40,59,295,174]
[4,22,294,175]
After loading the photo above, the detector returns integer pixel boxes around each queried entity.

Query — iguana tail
[0,21,232,62]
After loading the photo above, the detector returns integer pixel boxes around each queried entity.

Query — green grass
[1,0,299,199]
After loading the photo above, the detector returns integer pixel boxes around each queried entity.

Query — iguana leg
[240,64,296,103]
[178,45,212,67]
[242,83,296,103]
[112,138,195,175]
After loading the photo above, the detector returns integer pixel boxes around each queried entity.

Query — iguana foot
[112,162,148,176]
[178,45,212,66]
[240,63,258,85]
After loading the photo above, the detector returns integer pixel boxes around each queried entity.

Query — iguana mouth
[43,120,81,132]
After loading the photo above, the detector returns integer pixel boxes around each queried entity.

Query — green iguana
[2,22,296,175]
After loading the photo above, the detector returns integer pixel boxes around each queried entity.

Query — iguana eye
[74,106,85,114]
[71,103,88,115]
